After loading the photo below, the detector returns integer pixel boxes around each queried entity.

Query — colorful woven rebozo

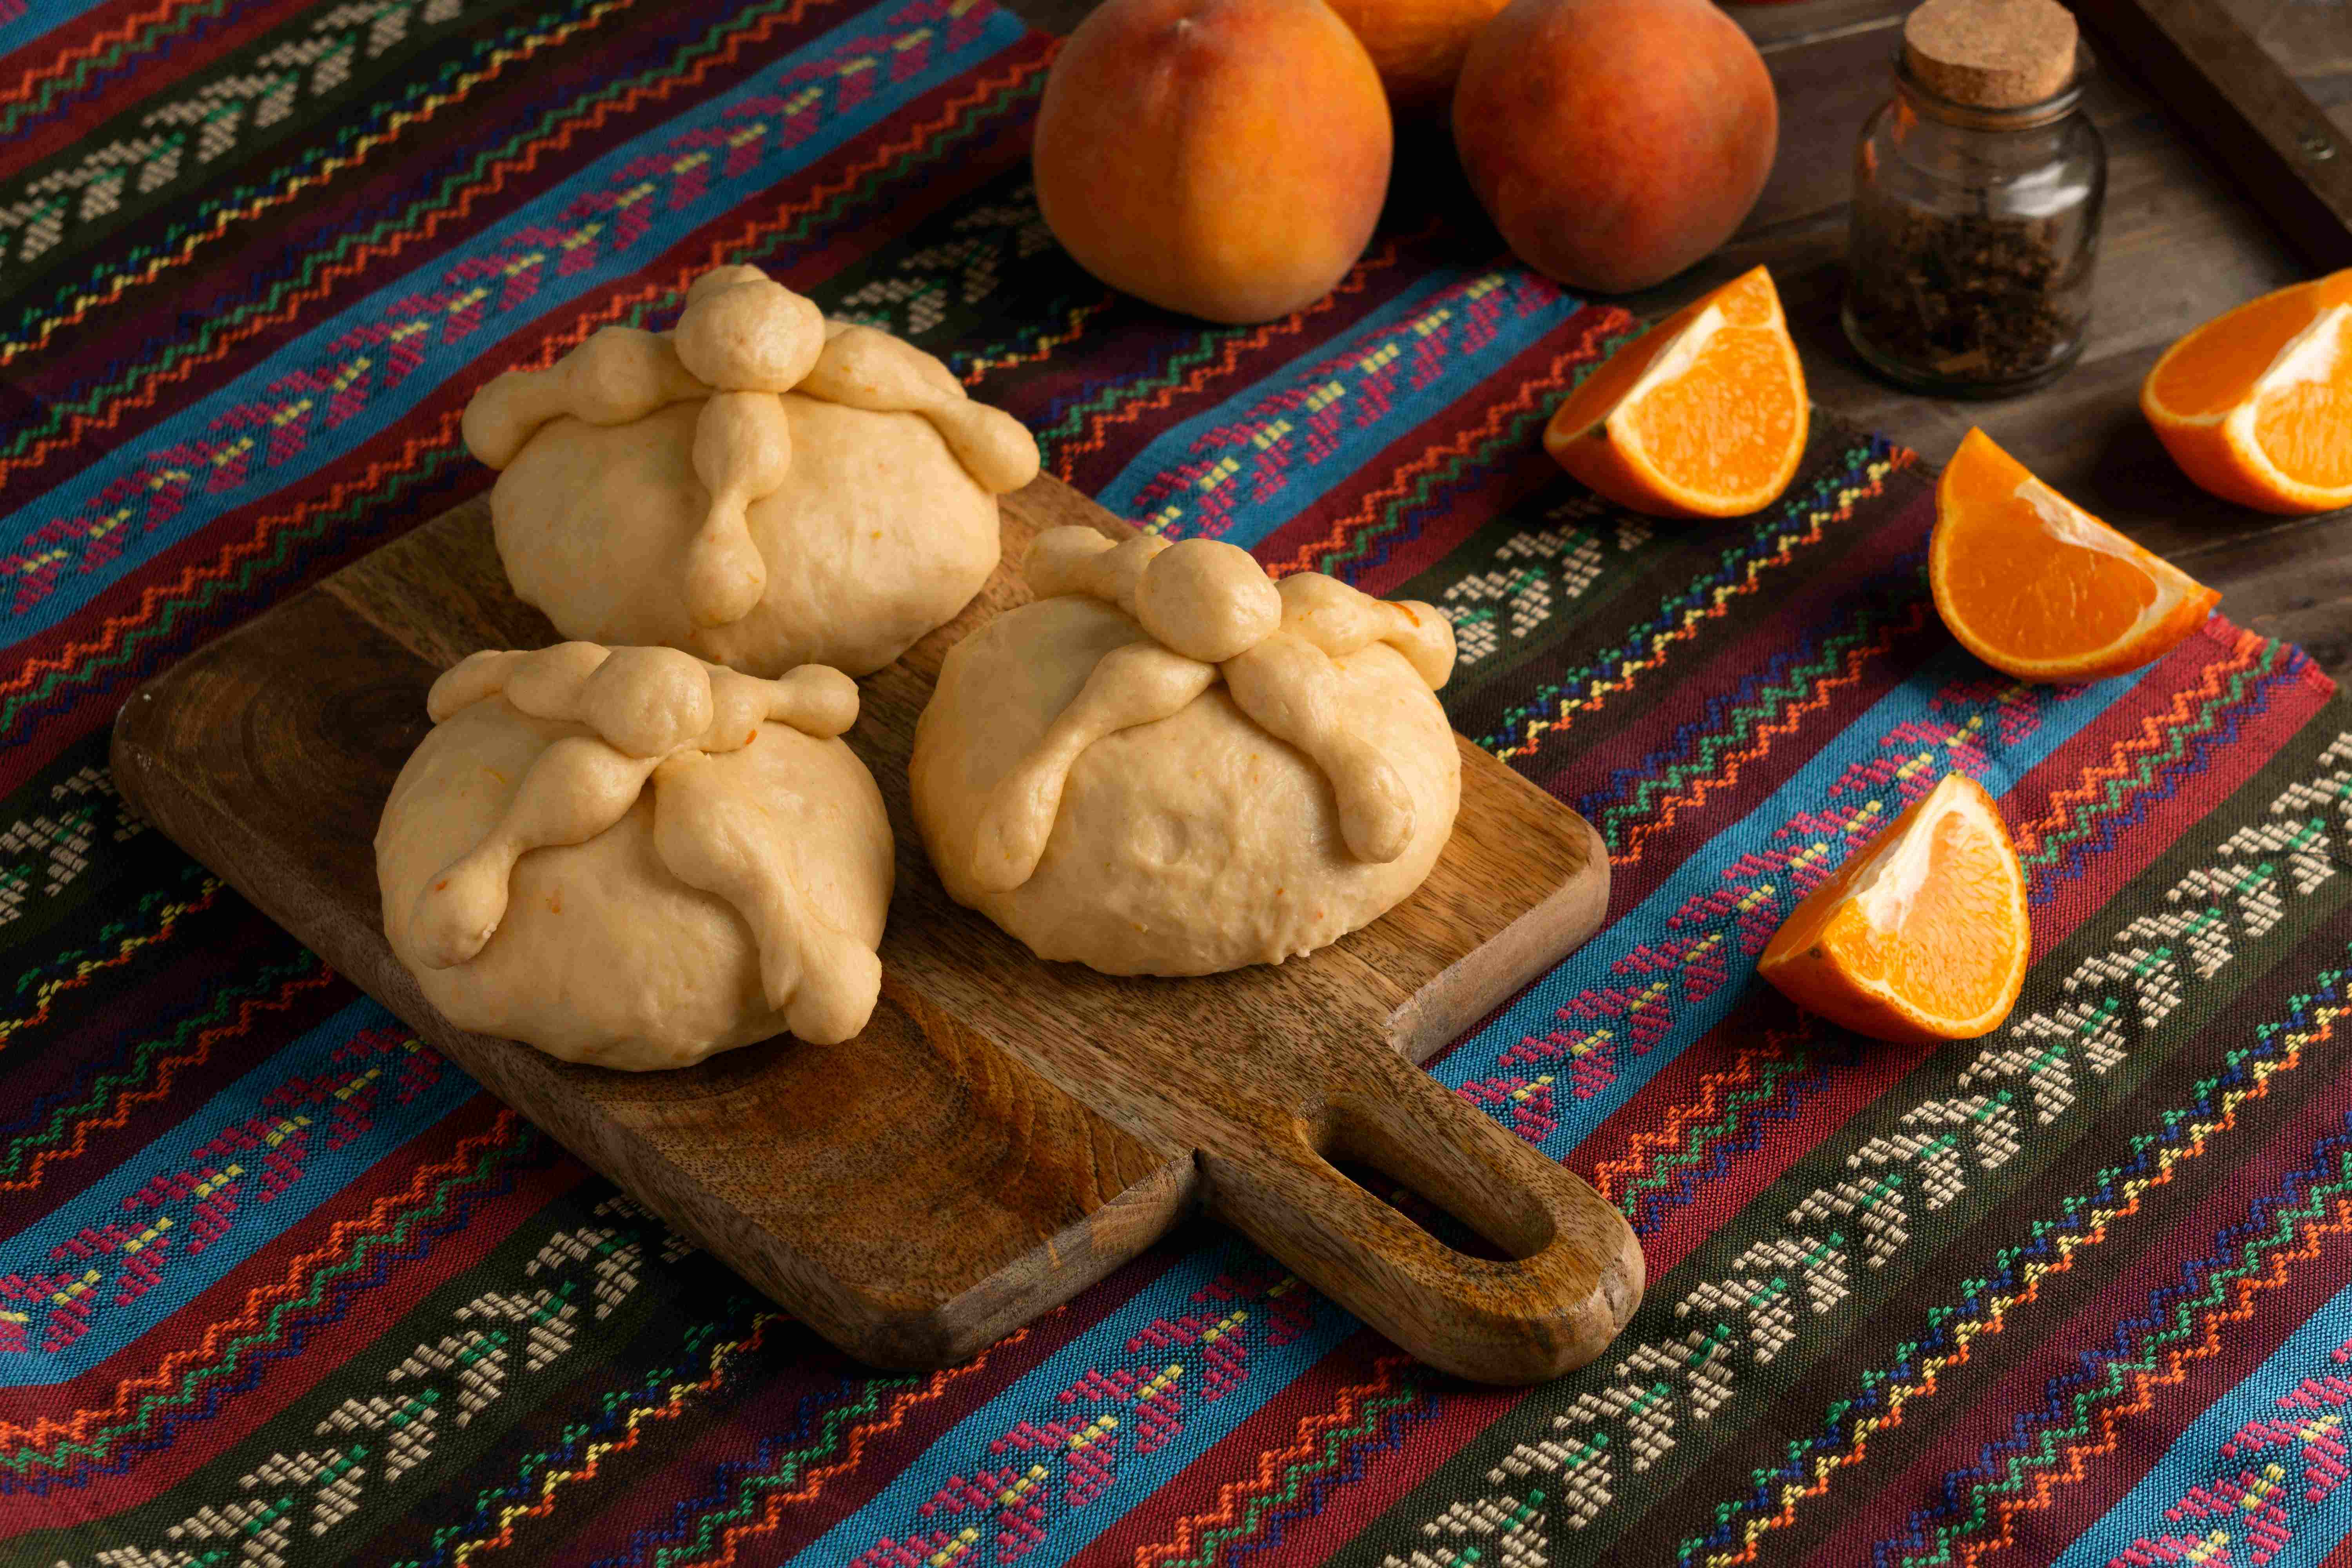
[4,0,2351,1561]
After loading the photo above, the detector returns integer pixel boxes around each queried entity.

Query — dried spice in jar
[1843,0,2106,396]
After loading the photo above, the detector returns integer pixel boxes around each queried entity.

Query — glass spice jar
[1843,0,2107,397]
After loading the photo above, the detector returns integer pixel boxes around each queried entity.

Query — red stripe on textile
[0,967,351,1233]
[1801,1044,2352,1568]
[0,0,858,494]
[0,40,1051,800]
[1078,1328,1406,1568]
[0,0,323,180]
[0,1100,572,1528]
[1248,303,1634,590]
[538,1235,1202,1564]
[1127,612,2339,1546]
[1027,230,1430,501]
[2009,616,2336,945]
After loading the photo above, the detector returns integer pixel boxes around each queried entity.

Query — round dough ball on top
[375,643,893,1069]
[461,265,1041,679]
[910,529,1461,976]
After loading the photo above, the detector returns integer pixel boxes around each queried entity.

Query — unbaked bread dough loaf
[376,642,893,1068]
[910,528,1460,975]
[461,265,1041,678]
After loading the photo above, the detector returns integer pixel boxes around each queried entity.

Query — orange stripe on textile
[0,1107,524,1449]
[1047,234,1414,480]
[0,0,218,107]
[1128,1354,1413,1568]
[0,968,338,1197]
[1263,308,1634,581]
[2011,625,2269,862]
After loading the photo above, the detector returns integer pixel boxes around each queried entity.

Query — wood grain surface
[111,475,1636,1385]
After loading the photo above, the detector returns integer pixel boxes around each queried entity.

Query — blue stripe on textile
[788,1235,1357,1568]
[1090,265,1580,550]
[781,646,2140,1568]
[0,998,477,1387]
[0,0,111,60]
[1431,644,2142,1158]
[0,0,1025,644]
[2055,1269,2352,1568]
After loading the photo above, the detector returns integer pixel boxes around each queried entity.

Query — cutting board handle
[1202,1043,1642,1385]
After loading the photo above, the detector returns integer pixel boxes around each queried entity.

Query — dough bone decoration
[969,526,1456,894]
[408,642,880,1045]
[459,263,1041,632]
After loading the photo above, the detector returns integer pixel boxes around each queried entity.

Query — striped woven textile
[7,0,2352,1562]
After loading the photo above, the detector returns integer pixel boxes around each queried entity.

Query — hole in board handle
[1319,1094,1557,1264]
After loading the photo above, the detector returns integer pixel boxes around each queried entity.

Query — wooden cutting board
[109,474,1639,1385]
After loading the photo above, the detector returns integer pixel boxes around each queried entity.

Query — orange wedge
[2142,269,2352,515]
[1758,773,2027,1045]
[1931,428,2219,683]
[1543,265,1809,519]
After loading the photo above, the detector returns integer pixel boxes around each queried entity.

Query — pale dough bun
[493,397,1001,677]
[911,533,1460,976]
[463,265,1040,679]
[376,645,893,1069]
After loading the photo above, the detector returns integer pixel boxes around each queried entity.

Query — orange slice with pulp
[1931,428,2218,683]
[1543,265,1809,519]
[1757,773,2028,1045]
[2142,269,2352,515]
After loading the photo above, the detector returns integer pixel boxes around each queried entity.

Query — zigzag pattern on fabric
[1479,438,1914,761]
[0,956,328,1199]
[1872,1110,2352,1568]
[0,0,494,284]
[0,0,1012,622]
[0,0,249,142]
[0,42,1046,759]
[0,1025,448,1367]
[2016,629,2305,886]
[1573,595,1935,864]
[0,1113,535,1491]
[0,862,212,1051]
[1272,311,1633,581]
[1030,232,1415,477]
[1135,1357,1430,1568]
[1675,973,2352,1568]
[0,0,745,465]
[31,1189,676,1554]
[1388,935,2349,1568]
[1377,726,2352,1562]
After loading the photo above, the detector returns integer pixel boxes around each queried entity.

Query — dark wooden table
[1006,0,2352,674]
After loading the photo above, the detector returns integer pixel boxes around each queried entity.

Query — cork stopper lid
[1903,0,2079,107]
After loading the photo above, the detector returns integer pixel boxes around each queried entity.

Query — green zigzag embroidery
[2,0,655,368]
[625,1375,922,1568]
[1316,325,1644,581]
[0,951,320,1180]
[0,1122,538,1473]
[394,1298,808,1568]
[3,855,212,997]
[1610,1043,1818,1221]
[4,64,1040,732]
[1891,1112,2352,1566]
[1026,319,1261,457]
[2022,642,2284,873]
[1475,439,1887,756]
[1165,1382,1427,1568]
[1586,597,1923,853]
[0,446,468,737]
[0,0,240,140]
[1673,980,2343,1565]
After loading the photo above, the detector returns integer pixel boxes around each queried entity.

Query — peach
[1322,0,1510,112]
[1032,0,1393,325]
[1452,0,1777,294]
